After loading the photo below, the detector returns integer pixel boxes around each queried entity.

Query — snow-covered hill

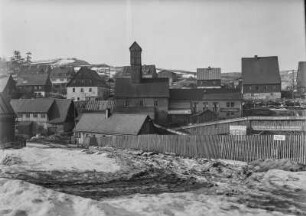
[30,58,90,67]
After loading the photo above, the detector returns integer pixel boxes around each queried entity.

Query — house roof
[10,98,54,113]
[66,67,108,87]
[75,113,149,135]
[169,88,242,101]
[74,100,115,112]
[297,61,306,88]
[0,93,15,115]
[48,99,74,124]
[121,65,157,77]
[19,64,51,75]
[129,42,142,51]
[242,56,281,85]
[50,67,75,78]
[16,74,50,86]
[0,75,15,92]
[115,78,169,98]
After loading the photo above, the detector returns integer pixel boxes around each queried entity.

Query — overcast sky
[0,0,305,72]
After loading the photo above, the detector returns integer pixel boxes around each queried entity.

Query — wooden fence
[96,134,306,164]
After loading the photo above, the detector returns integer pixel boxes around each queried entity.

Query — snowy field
[1,143,306,216]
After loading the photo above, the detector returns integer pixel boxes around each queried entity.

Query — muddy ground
[1,144,306,215]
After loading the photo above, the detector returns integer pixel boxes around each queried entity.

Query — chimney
[254,55,258,59]
[105,108,111,119]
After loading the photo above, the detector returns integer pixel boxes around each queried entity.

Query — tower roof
[129,41,142,51]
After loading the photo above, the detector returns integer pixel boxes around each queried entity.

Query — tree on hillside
[26,52,32,63]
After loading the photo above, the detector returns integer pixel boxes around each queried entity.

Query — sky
[0,0,305,72]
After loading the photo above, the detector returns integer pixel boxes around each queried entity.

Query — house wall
[197,79,221,88]
[18,84,51,97]
[169,99,242,120]
[17,113,49,129]
[243,83,281,100]
[0,115,15,143]
[67,86,109,101]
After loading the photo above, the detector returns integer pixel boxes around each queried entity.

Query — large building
[66,67,109,101]
[297,61,306,97]
[196,67,221,88]
[242,56,281,100]
[168,88,242,125]
[114,42,169,125]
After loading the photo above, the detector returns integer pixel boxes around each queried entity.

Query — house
[168,88,242,125]
[66,67,109,101]
[74,113,155,144]
[158,70,178,86]
[0,93,16,144]
[50,66,75,95]
[114,42,169,125]
[0,75,17,99]
[196,67,221,88]
[19,64,52,76]
[10,98,77,136]
[297,61,306,98]
[242,55,281,100]
[16,74,52,97]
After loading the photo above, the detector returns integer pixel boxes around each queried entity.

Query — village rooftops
[16,74,50,86]
[115,77,169,98]
[242,56,281,85]
[66,67,108,87]
[75,113,150,135]
[169,88,242,101]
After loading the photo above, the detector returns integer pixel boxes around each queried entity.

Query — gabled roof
[129,42,142,51]
[169,88,242,101]
[75,113,149,135]
[48,99,74,124]
[0,75,15,92]
[67,67,108,87]
[242,56,281,85]
[19,64,51,75]
[74,100,114,112]
[0,93,15,115]
[16,74,50,86]
[10,98,54,113]
[50,67,75,78]
[115,78,169,98]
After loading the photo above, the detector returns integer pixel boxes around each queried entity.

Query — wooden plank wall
[98,134,306,164]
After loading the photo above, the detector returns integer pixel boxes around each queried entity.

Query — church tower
[129,41,142,83]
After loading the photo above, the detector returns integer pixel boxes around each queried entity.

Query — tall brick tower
[130,41,142,83]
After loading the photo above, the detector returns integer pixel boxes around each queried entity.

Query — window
[139,100,144,107]
[231,102,235,107]
[255,86,259,91]
[73,88,75,92]
[81,88,84,92]
[26,113,30,118]
[154,100,158,107]
[226,102,230,107]
[18,113,22,118]
[89,88,92,92]
[41,114,46,118]
[124,100,129,107]
[213,102,219,112]
[33,113,38,118]
[77,97,80,101]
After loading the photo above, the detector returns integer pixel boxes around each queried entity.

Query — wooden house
[114,42,169,125]
[66,67,109,101]
[242,56,281,100]
[16,74,52,97]
[74,113,155,144]
[158,70,178,86]
[0,93,16,144]
[10,98,77,136]
[50,66,75,95]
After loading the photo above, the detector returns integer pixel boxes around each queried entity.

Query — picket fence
[95,134,306,164]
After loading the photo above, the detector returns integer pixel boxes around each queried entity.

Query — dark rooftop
[16,74,50,86]
[115,78,169,98]
[67,67,108,87]
[0,93,15,115]
[242,56,281,85]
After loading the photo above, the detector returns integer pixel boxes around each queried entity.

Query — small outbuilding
[0,93,16,145]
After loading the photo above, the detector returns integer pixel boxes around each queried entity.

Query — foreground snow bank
[0,178,287,216]
[0,178,134,216]
[0,143,120,173]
